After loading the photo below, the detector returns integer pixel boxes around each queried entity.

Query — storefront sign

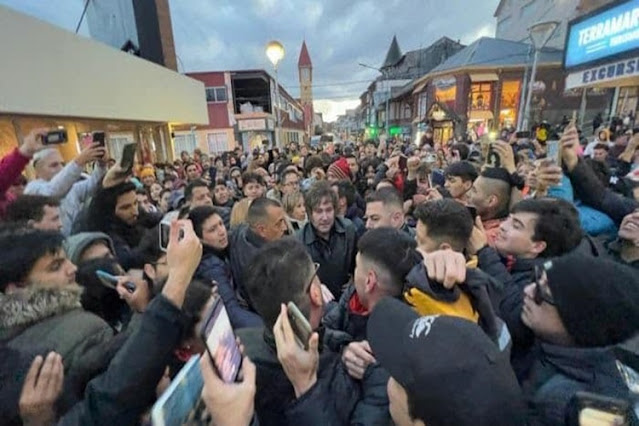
[238,119,266,132]
[565,56,639,89]
[565,0,639,69]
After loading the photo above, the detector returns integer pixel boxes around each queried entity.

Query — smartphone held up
[199,295,243,383]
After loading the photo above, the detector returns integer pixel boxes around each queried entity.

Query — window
[207,132,229,154]
[469,83,492,111]
[108,133,135,162]
[174,133,197,155]
[499,80,521,128]
[205,86,227,103]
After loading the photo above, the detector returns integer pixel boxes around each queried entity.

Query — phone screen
[398,155,408,172]
[159,221,171,252]
[516,131,531,139]
[546,140,560,165]
[93,131,106,148]
[200,296,242,383]
[576,392,629,426]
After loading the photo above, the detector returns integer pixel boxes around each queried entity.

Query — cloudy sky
[1,0,499,121]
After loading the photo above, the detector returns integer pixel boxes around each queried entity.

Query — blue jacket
[196,246,263,330]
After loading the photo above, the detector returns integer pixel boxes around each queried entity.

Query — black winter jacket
[322,286,391,426]
[297,217,358,299]
[196,245,263,329]
[236,327,363,426]
[229,224,268,308]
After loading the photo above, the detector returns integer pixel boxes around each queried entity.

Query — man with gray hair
[25,139,105,236]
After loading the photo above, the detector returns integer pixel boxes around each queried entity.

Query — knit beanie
[327,157,351,181]
[545,254,639,348]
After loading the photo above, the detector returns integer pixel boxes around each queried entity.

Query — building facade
[176,70,305,154]
[410,37,611,143]
[359,36,465,139]
[494,0,616,49]
[86,0,178,70]
[0,5,207,164]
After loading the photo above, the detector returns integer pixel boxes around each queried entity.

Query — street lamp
[521,21,559,131]
[359,63,390,137]
[266,40,285,148]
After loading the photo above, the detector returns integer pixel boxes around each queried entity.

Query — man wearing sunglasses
[519,254,639,425]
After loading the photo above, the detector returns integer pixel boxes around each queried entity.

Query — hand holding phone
[273,303,319,398]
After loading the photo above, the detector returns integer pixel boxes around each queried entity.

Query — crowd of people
[0,118,638,426]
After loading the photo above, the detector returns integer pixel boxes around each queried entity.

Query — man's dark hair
[247,197,281,227]
[279,168,299,185]
[358,228,419,296]
[450,143,470,160]
[366,187,403,210]
[305,181,337,213]
[244,237,314,328]
[593,143,610,152]
[414,200,474,252]
[6,195,60,224]
[214,178,227,187]
[0,229,65,292]
[184,162,198,171]
[188,206,224,238]
[444,161,478,183]
[241,172,266,187]
[185,179,209,202]
[511,198,583,257]
[304,155,324,176]
[331,180,357,207]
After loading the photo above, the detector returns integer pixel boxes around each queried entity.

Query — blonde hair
[230,198,252,228]
[282,191,304,217]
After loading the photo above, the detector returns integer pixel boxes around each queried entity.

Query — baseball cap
[367,297,525,426]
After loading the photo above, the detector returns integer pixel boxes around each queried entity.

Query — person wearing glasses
[468,197,584,381]
[520,254,639,426]
[266,168,300,203]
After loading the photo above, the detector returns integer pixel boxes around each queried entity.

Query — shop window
[499,80,521,128]
[108,133,135,162]
[174,133,197,155]
[207,132,229,154]
[470,83,492,111]
[205,86,227,103]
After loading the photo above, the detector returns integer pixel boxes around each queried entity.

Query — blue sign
[565,0,639,69]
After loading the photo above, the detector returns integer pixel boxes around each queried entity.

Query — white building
[494,0,615,49]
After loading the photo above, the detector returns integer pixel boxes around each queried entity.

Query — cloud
[2,0,501,121]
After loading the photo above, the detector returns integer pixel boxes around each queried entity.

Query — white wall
[0,5,208,125]
[86,0,139,50]
[495,0,581,49]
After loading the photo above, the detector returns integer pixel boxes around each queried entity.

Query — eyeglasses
[304,262,320,294]
[533,264,555,306]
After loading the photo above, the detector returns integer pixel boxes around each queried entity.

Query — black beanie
[545,254,639,348]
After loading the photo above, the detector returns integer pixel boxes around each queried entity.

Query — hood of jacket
[0,285,83,332]
[64,232,116,266]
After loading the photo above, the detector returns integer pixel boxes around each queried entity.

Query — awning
[412,81,427,94]
[0,5,208,125]
[470,73,499,82]
[565,57,639,91]
[468,110,494,121]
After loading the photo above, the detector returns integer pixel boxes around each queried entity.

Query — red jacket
[0,148,30,218]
